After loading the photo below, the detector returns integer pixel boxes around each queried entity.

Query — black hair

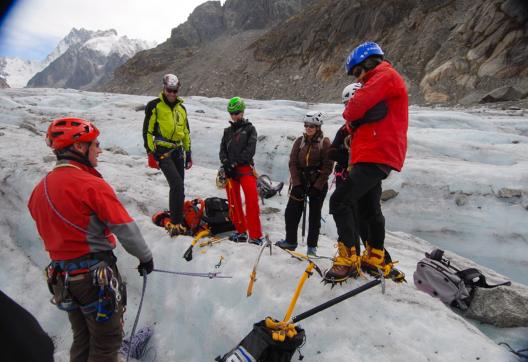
[362,55,384,71]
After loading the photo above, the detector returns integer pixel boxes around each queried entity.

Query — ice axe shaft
[292,279,381,323]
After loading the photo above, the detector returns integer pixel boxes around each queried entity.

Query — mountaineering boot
[229,231,248,243]
[275,239,298,251]
[165,222,187,237]
[323,242,361,284]
[361,245,385,269]
[361,245,406,282]
[249,237,265,246]
[307,246,317,256]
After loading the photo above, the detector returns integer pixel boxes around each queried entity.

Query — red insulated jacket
[343,61,408,171]
[28,160,152,262]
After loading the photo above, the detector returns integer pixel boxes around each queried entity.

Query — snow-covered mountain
[0,57,44,88]
[0,88,526,361]
[26,28,155,90]
[0,28,93,88]
[0,28,155,89]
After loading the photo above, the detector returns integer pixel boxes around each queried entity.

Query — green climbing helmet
[227,97,246,114]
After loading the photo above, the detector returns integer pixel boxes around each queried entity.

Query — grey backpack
[413,249,510,310]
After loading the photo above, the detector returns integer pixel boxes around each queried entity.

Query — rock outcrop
[103,0,528,105]
[0,77,9,88]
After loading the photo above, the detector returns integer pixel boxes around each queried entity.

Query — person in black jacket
[219,97,264,245]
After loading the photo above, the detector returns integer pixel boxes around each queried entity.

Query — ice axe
[183,229,210,261]
[265,258,322,341]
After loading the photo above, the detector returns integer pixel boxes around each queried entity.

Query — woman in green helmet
[219,97,264,245]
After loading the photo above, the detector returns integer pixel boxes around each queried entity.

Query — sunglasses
[165,88,179,94]
[304,124,316,129]
[230,111,242,115]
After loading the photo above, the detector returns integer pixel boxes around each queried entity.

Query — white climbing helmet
[303,111,324,126]
[341,83,362,103]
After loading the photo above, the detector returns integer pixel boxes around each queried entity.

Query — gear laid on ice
[256,174,284,203]
[323,243,361,285]
[151,210,170,228]
[152,210,188,237]
[165,222,187,237]
[198,235,229,248]
[246,235,272,297]
[360,246,406,283]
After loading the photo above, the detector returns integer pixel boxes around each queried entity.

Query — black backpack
[203,197,236,235]
[215,320,305,362]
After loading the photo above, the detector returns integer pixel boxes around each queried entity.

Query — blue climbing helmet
[345,42,384,75]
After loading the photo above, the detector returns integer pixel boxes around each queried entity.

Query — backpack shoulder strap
[457,268,511,289]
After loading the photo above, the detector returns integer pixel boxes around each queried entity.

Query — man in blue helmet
[324,41,408,284]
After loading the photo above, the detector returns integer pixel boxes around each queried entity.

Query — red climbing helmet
[46,117,100,150]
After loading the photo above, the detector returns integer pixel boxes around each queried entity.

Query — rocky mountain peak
[169,0,316,47]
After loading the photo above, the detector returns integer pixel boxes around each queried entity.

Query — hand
[147,153,159,169]
[222,161,236,178]
[185,150,192,169]
[308,187,322,198]
[138,258,154,276]
[290,185,306,200]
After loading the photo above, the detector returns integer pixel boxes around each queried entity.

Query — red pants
[226,166,262,239]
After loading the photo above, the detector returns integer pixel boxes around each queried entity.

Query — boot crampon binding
[360,246,406,283]
[323,243,406,286]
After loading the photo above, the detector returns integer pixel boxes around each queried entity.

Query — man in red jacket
[324,42,408,284]
[28,117,154,362]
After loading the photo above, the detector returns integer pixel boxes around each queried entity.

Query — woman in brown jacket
[276,111,333,255]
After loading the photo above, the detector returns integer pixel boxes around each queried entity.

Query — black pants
[330,163,386,250]
[284,184,328,248]
[335,174,368,249]
[159,148,185,224]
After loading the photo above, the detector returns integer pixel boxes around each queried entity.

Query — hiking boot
[275,239,297,251]
[249,237,265,246]
[229,231,248,243]
[361,245,394,278]
[165,222,187,237]
[323,242,361,283]
[361,245,385,268]
[307,246,317,256]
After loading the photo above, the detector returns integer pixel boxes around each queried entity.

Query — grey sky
[0,0,216,60]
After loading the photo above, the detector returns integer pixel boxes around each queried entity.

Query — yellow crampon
[361,246,406,283]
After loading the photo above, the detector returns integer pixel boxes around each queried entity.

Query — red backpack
[183,198,206,234]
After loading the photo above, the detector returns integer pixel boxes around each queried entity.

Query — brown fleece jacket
[289,131,333,190]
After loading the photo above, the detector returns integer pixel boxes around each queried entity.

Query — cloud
[0,0,209,60]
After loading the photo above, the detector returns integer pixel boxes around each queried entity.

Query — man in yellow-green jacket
[143,73,192,237]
